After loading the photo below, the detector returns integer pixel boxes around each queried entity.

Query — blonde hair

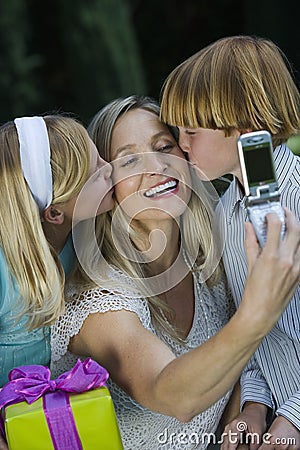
[0,115,90,329]
[160,35,300,147]
[74,95,223,340]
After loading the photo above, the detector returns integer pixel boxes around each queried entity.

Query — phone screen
[243,144,276,186]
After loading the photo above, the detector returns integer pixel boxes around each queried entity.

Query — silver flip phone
[237,130,285,247]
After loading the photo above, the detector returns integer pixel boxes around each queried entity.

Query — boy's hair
[0,115,90,329]
[160,35,300,147]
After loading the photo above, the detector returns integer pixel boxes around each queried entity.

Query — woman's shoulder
[66,283,149,318]
[51,276,152,362]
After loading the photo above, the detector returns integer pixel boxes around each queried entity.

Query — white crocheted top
[51,270,233,450]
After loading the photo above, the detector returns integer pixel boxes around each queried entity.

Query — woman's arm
[70,211,300,422]
[70,303,267,422]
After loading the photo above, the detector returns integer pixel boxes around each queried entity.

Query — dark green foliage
[0,0,147,125]
[0,0,299,124]
[55,0,147,124]
[0,0,43,122]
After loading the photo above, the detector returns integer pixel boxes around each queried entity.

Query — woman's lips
[144,178,179,198]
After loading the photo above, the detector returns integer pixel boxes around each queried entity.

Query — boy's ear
[42,205,65,225]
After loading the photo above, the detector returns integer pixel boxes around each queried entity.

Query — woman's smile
[144,177,179,199]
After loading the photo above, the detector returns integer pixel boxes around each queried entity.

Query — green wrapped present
[0,359,123,450]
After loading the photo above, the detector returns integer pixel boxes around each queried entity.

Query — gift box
[0,359,123,450]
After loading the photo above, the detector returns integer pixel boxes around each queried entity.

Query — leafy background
[1,0,299,131]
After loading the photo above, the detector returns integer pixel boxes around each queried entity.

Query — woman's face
[110,108,191,223]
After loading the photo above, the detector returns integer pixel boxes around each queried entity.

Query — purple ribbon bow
[0,358,109,450]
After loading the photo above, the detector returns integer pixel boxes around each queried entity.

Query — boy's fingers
[245,221,260,270]
[263,212,283,250]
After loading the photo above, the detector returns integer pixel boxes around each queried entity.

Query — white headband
[14,116,53,211]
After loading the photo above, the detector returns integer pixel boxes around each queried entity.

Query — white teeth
[144,180,177,198]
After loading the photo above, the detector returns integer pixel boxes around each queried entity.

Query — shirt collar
[222,177,246,224]
[223,143,297,224]
[273,143,298,190]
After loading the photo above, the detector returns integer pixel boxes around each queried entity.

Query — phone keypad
[247,202,286,247]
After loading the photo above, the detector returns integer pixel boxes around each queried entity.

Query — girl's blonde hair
[73,95,223,341]
[160,35,300,147]
[0,115,90,329]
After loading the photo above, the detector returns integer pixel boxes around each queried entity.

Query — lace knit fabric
[51,271,232,450]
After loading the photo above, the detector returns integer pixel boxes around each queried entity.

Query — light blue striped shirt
[218,144,300,429]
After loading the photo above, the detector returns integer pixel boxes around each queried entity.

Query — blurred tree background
[0,0,299,128]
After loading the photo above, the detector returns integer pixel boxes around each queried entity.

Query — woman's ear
[42,205,65,225]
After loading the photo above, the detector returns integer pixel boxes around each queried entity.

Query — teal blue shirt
[0,236,75,386]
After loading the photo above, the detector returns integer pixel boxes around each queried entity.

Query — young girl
[0,114,113,388]
[51,96,300,450]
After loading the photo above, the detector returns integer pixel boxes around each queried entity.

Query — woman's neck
[131,219,181,275]
[130,218,191,303]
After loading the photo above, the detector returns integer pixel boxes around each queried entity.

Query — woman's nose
[143,152,169,175]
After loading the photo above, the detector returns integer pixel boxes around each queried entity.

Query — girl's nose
[100,158,113,179]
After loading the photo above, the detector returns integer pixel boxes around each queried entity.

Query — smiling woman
[50,96,300,450]
[110,107,192,223]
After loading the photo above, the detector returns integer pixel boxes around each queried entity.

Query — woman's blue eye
[121,156,137,167]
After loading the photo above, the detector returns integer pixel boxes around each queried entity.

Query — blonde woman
[51,96,300,450]
[160,35,300,448]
